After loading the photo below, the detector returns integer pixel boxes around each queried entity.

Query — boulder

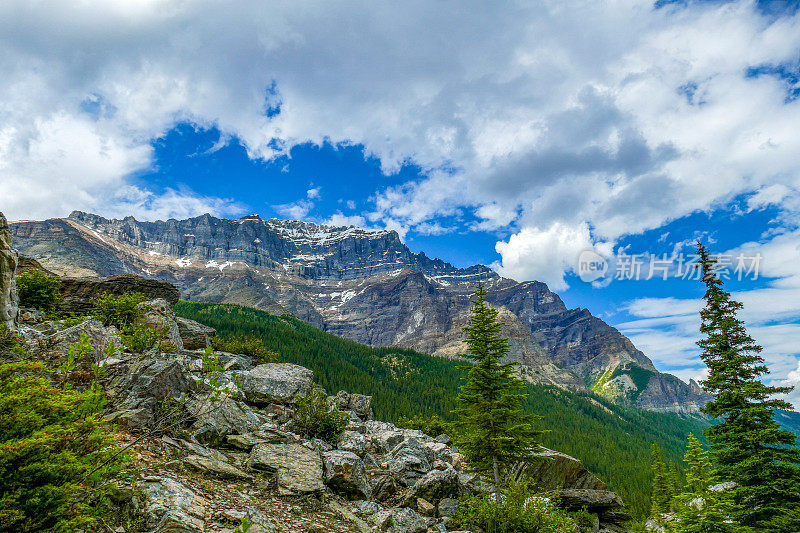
[43,318,122,361]
[176,317,215,350]
[57,274,180,316]
[226,427,296,450]
[387,438,434,486]
[510,447,608,491]
[237,363,314,405]
[137,298,184,351]
[374,507,427,533]
[334,390,374,420]
[403,466,459,505]
[323,450,372,499]
[0,212,19,330]
[247,442,324,494]
[187,394,262,446]
[183,454,252,480]
[437,497,460,518]
[546,488,624,512]
[138,476,207,533]
[416,497,435,517]
[338,430,367,455]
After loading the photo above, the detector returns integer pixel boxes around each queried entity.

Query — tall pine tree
[696,243,800,531]
[651,443,673,516]
[453,283,541,489]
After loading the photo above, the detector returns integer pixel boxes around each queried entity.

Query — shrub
[120,321,165,354]
[449,481,583,533]
[0,357,126,531]
[212,333,279,363]
[93,292,146,328]
[15,271,61,311]
[287,388,349,446]
[398,413,452,437]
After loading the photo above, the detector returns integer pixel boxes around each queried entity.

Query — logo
[577,250,608,283]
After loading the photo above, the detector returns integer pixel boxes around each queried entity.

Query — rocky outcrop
[237,363,315,405]
[176,316,215,350]
[57,274,181,315]
[0,212,19,330]
[10,211,709,412]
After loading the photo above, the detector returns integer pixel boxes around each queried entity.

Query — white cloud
[273,199,314,219]
[323,212,367,228]
[306,187,321,200]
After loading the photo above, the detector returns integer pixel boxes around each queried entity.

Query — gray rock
[335,390,374,420]
[176,317,215,350]
[323,450,371,499]
[138,477,207,533]
[416,497,435,517]
[187,394,262,446]
[434,434,451,445]
[510,447,607,491]
[183,454,252,480]
[546,488,625,512]
[237,363,314,405]
[43,318,122,362]
[247,442,324,494]
[338,430,366,455]
[374,507,427,533]
[56,274,180,316]
[437,497,460,518]
[226,427,296,450]
[0,212,19,330]
[403,466,459,505]
[387,438,434,486]
[136,298,184,351]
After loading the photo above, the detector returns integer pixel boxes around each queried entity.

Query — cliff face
[0,212,19,330]
[10,211,709,412]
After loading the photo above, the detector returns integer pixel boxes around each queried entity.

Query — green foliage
[650,443,674,516]
[93,292,146,328]
[454,283,541,484]
[174,300,711,520]
[0,354,125,531]
[60,314,88,328]
[398,413,452,438]
[683,434,712,494]
[15,270,61,311]
[212,333,279,363]
[234,515,253,533]
[696,243,800,530]
[0,325,28,359]
[450,480,583,533]
[288,388,349,446]
[120,321,166,354]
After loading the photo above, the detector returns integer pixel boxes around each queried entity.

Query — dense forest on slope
[175,301,710,519]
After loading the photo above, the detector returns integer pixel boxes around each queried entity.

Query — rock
[226,427,296,450]
[247,442,324,493]
[137,299,184,351]
[709,481,737,492]
[183,454,252,480]
[437,497,459,518]
[138,477,207,533]
[237,363,314,405]
[510,447,608,491]
[416,497,435,517]
[323,450,371,499]
[374,507,427,533]
[56,274,180,316]
[387,438,434,486]
[338,430,366,455]
[434,434,451,445]
[334,390,374,420]
[403,466,459,505]
[187,395,262,447]
[0,212,19,330]
[176,317,215,350]
[546,488,625,512]
[43,318,122,361]
[108,358,197,427]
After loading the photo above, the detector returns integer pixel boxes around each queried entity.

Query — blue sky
[2,0,800,404]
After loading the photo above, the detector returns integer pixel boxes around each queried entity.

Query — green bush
[120,321,166,354]
[288,389,349,446]
[450,481,583,533]
[15,271,61,311]
[93,292,146,328]
[212,333,279,363]
[0,359,126,531]
[398,413,452,437]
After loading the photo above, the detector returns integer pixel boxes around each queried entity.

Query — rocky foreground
[10,295,631,533]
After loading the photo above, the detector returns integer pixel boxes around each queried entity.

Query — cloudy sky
[2,0,799,405]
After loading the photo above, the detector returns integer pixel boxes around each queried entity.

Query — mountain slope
[10,211,709,412]
[174,300,711,520]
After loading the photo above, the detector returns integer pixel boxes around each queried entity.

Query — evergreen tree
[696,243,800,531]
[452,283,541,489]
[683,434,712,494]
[651,443,672,516]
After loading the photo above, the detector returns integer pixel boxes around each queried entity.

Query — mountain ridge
[10,210,710,412]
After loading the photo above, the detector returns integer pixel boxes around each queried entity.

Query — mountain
[10,210,709,412]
